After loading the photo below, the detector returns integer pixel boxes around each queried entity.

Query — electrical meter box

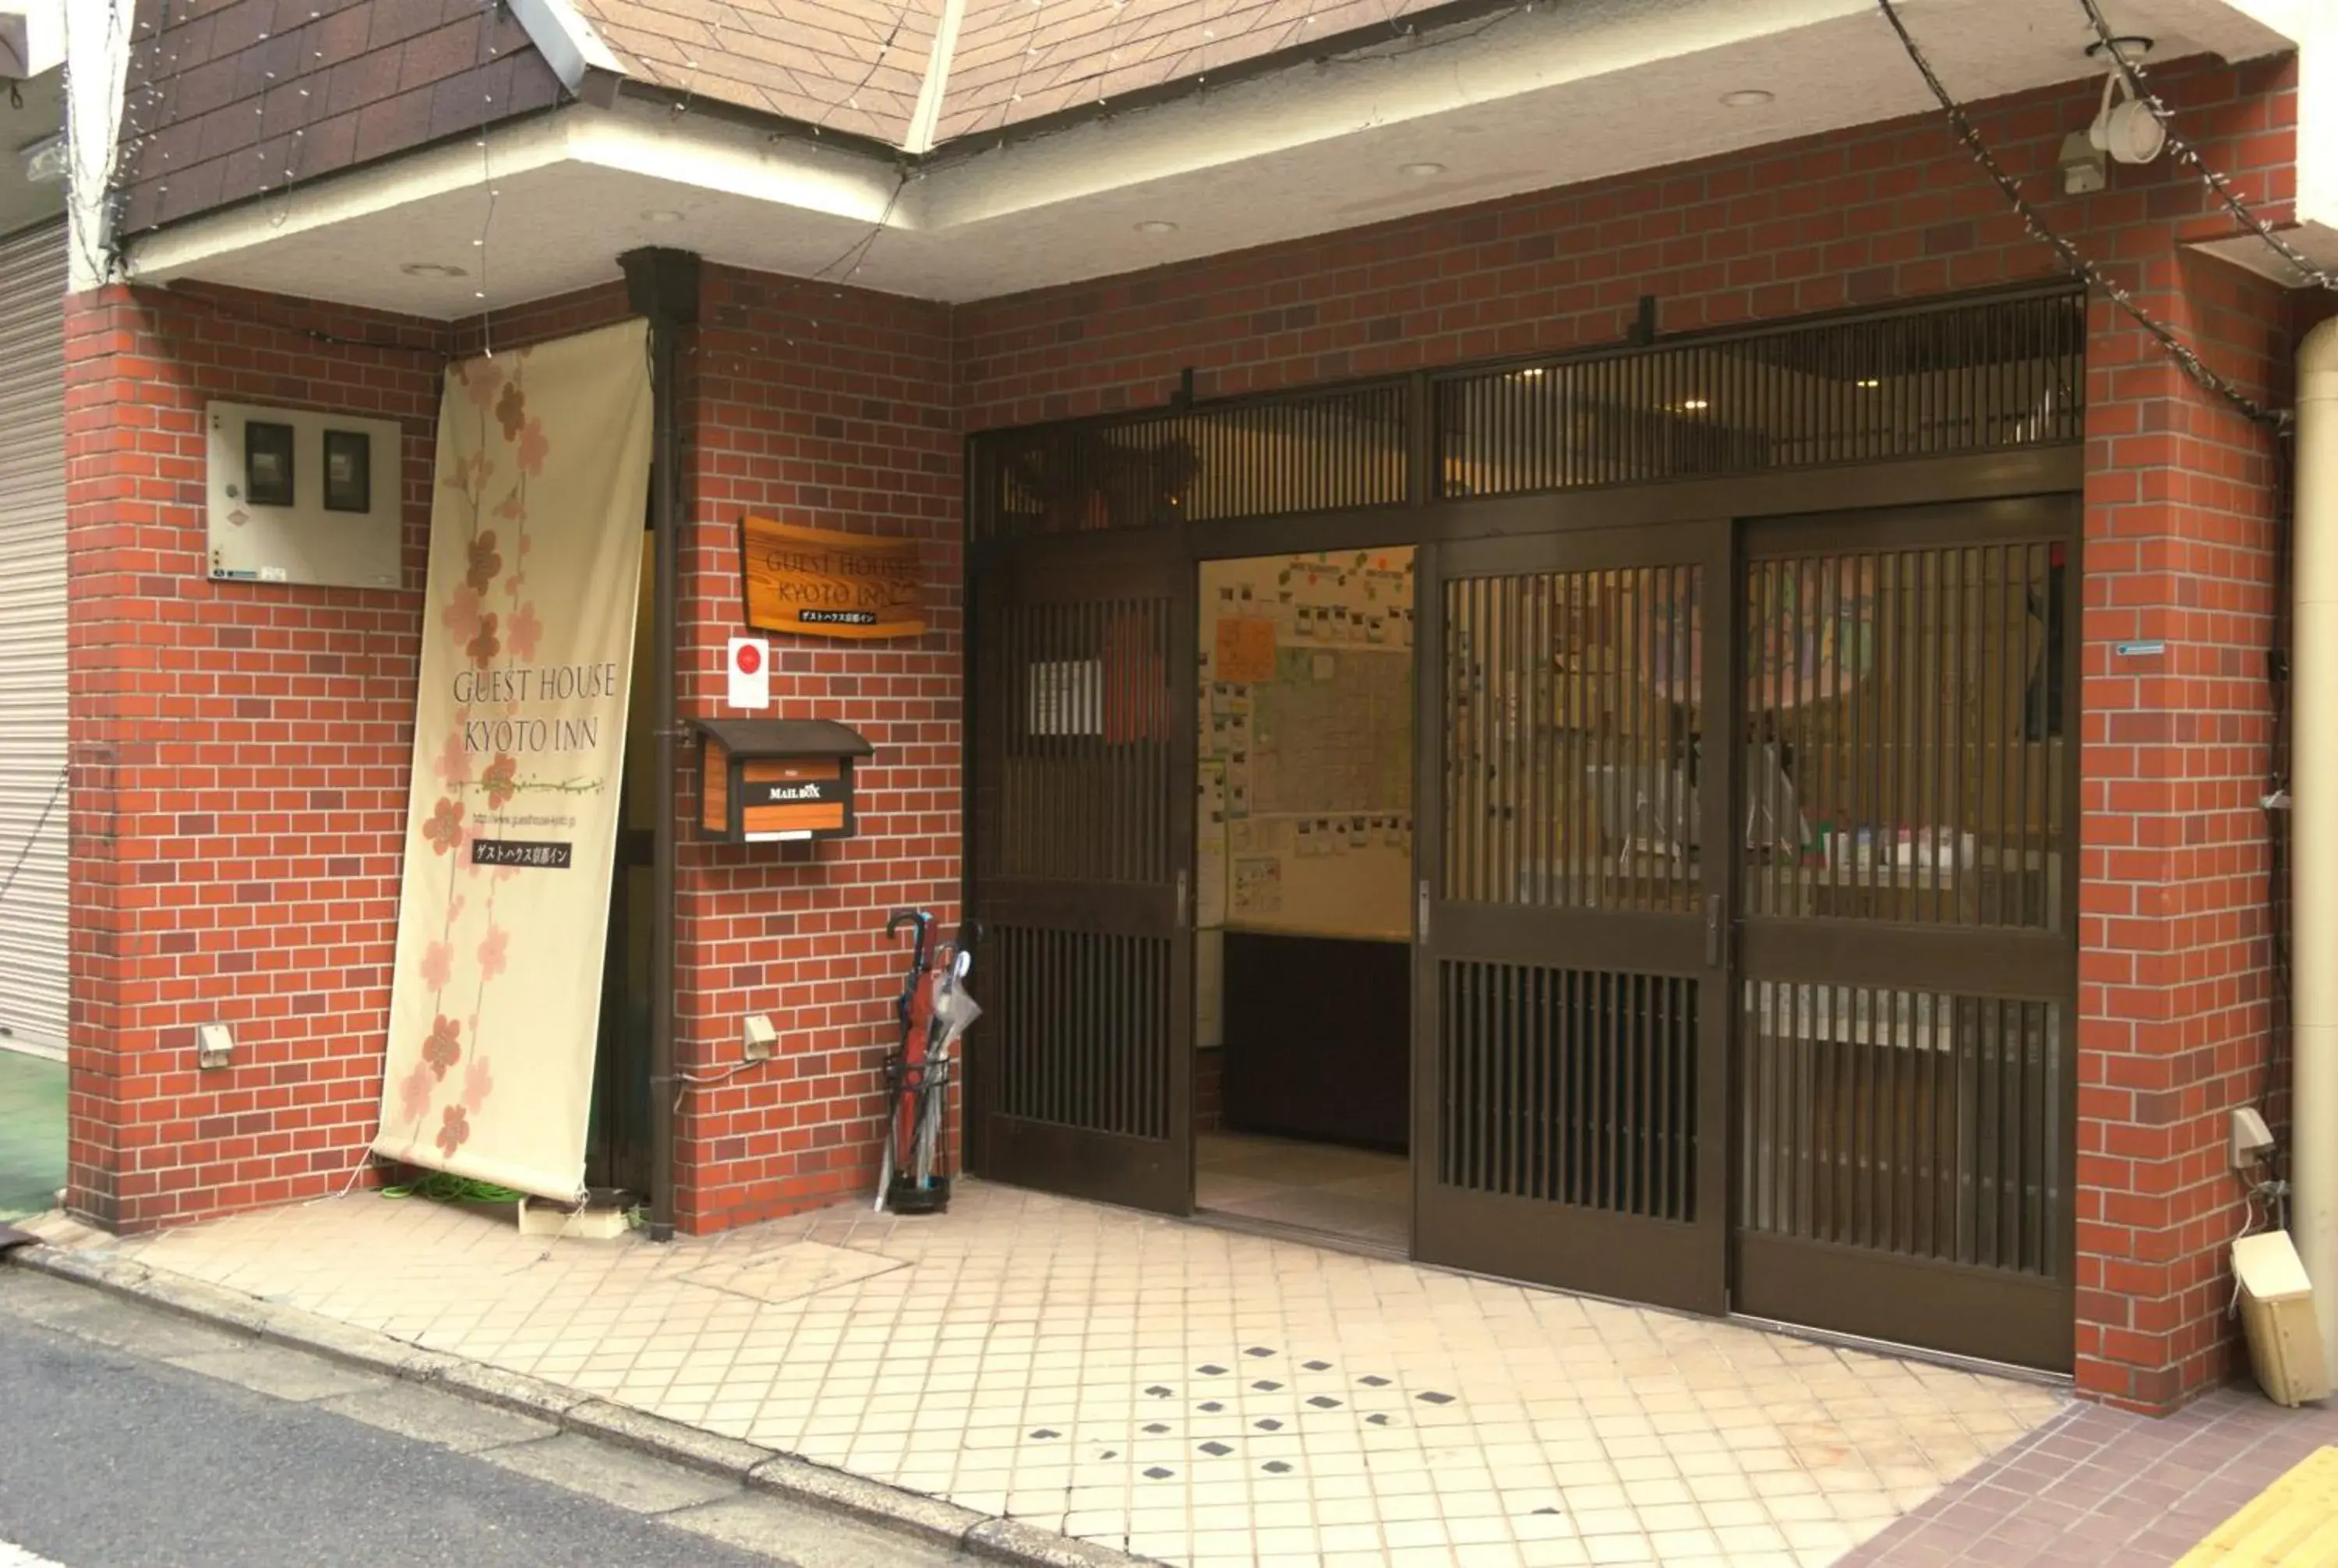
[205,401,403,589]
[696,718,874,843]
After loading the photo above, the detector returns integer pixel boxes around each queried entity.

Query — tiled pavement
[39,1178,2078,1567]
[0,1049,66,1221]
[1842,1387,2338,1566]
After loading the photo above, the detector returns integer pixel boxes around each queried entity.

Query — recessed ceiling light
[1721,90,1775,108]
[1679,398,1711,411]
[1133,219,1178,234]
[1513,367,1545,380]
[399,262,467,278]
[642,209,685,224]
[1398,161,1446,177]
[1856,377,1882,390]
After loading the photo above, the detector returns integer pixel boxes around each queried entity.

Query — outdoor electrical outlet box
[742,1015,779,1061]
[2233,1231,2329,1407]
[694,718,874,844]
[206,401,402,589]
[2232,1107,2276,1171]
[195,1022,233,1070]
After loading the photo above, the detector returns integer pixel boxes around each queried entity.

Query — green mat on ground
[0,1049,67,1221]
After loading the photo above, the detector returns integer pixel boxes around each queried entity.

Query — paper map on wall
[1249,647,1412,817]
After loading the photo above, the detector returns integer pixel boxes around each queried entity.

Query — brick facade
[63,264,960,1238]
[64,48,2308,1415]
[62,284,441,1228]
[673,265,960,1234]
[949,58,2299,1414]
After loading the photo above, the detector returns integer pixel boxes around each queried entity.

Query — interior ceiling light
[1856,377,1882,390]
[400,262,467,278]
[1680,398,1711,411]
[1398,161,1446,177]
[1720,90,1774,108]
[2086,37,2165,166]
[1133,219,1178,234]
[642,209,685,224]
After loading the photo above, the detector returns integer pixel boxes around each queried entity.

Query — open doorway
[1193,548,1415,1252]
[584,527,658,1197]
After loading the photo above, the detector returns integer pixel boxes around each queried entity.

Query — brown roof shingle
[934,0,1444,145]
[116,0,567,235]
[575,0,1454,150]
[570,0,943,147]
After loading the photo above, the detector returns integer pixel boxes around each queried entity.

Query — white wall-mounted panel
[205,401,404,591]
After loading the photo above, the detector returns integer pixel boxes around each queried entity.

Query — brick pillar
[2074,255,2291,1412]
[671,263,962,1234]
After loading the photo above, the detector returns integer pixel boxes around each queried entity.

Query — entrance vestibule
[965,288,2085,1373]
[1192,549,1418,1253]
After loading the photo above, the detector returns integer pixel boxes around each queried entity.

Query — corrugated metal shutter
[0,220,69,1058]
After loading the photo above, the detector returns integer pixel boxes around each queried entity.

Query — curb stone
[5,1241,1155,1568]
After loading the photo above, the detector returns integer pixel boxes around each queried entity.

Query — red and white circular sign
[734,642,762,675]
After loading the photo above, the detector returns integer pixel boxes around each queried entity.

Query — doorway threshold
[1188,1204,1408,1263]
[1727,1310,2074,1390]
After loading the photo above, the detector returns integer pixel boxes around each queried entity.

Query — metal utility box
[205,401,404,589]
[696,718,873,843]
[2233,1231,2329,1407]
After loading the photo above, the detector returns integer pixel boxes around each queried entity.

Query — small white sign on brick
[726,635,770,710]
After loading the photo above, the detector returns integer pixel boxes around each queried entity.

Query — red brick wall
[952,59,2298,1414]
[63,260,959,1236]
[62,283,443,1230]
[2075,259,2290,1413]
[673,263,962,1234]
[443,264,965,1234]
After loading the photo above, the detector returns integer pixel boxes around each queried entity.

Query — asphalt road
[0,1267,984,1568]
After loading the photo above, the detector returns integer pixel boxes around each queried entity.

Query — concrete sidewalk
[2,1180,2075,1568]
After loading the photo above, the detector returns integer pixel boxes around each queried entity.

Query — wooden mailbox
[696,718,874,844]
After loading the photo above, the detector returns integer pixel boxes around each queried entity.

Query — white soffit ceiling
[125,0,2304,315]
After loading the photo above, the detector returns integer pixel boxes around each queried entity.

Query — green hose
[378,1172,530,1205]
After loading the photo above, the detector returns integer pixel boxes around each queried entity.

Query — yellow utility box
[2233,1231,2329,1407]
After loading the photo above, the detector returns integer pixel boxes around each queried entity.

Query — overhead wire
[2074,0,2336,292]
[1874,0,2286,430]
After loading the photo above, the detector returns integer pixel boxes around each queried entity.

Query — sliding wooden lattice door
[1730,498,2078,1369]
[968,531,1196,1213]
[1414,524,1732,1312]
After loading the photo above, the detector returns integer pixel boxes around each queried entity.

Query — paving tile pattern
[1842,1388,2338,1567]
[104,1180,2069,1567]
[0,1050,66,1221]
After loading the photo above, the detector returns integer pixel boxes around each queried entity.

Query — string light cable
[1874,0,2287,431]
[2075,0,2336,292]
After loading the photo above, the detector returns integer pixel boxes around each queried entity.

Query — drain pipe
[620,246,700,1245]
[2295,315,2338,1371]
